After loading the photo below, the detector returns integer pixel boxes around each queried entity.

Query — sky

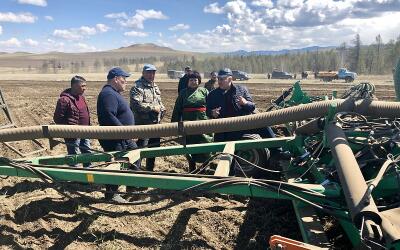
[0,0,400,53]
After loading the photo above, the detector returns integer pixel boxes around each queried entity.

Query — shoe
[105,194,128,203]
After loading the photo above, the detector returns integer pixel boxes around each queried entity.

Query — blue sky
[0,0,400,53]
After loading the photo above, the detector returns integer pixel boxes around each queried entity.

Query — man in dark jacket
[204,71,217,92]
[177,66,192,93]
[53,75,91,168]
[206,68,256,142]
[97,67,139,202]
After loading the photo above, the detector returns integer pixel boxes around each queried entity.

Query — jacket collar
[139,76,156,87]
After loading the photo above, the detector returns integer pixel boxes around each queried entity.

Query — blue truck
[316,68,357,82]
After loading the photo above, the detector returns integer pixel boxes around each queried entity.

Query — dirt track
[0,77,395,249]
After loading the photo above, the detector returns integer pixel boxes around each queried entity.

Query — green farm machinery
[1,80,400,249]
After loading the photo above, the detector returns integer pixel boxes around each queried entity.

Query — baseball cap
[218,68,233,77]
[107,67,131,80]
[143,64,157,71]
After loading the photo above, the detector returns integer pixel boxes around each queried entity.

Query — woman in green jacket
[171,71,213,172]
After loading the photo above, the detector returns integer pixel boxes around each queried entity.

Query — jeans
[65,138,92,168]
[137,137,160,171]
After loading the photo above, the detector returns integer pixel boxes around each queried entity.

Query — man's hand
[211,107,221,118]
[237,96,248,106]
[152,106,161,113]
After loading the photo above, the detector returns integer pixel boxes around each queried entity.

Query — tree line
[37,33,400,75]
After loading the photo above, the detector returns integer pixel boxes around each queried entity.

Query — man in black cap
[177,66,192,93]
[97,67,139,203]
[206,68,256,142]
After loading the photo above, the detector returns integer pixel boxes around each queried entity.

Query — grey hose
[1,99,399,143]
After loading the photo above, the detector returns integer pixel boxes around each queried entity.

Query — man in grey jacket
[130,64,165,171]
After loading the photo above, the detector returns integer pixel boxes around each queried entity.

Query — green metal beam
[34,137,294,167]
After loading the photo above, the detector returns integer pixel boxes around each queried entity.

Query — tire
[233,134,270,177]
[345,76,354,83]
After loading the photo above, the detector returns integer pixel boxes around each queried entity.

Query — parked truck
[167,70,184,79]
[316,68,357,82]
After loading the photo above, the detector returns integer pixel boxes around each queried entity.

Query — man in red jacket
[53,75,92,168]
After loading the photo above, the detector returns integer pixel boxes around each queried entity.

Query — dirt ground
[0,75,396,249]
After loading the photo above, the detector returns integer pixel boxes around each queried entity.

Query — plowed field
[0,75,395,249]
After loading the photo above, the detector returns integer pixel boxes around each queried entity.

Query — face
[188,77,199,89]
[72,81,87,95]
[218,76,232,90]
[211,73,217,80]
[114,76,127,92]
[185,69,192,74]
[143,70,156,83]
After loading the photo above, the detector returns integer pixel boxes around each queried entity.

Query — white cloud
[0,37,22,47]
[74,43,97,52]
[169,23,190,31]
[44,15,53,21]
[173,0,400,52]
[251,0,273,8]
[0,12,37,23]
[124,30,148,37]
[204,3,224,14]
[17,0,47,7]
[43,39,65,51]
[0,25,2,35]
[106,9,168,29]
[53,29,82,40]
[24,38,39,46]
[105,12,128,19]
[52,24,110,41]
[96,23,109,33]
[176,38,187,45]
[78,26,97,36]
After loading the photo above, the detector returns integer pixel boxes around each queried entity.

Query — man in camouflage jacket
[130,64,165,171]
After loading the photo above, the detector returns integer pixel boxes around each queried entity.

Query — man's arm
[240,86,255,112]
[53,98,68,124]
[171,93,183,122]
[130,87,156,113]
[98,93,123,126]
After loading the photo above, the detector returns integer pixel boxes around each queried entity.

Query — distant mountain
[224,46,337,56]
[0,43,196,68]
[112,43,176,53]
[0,43,337,69]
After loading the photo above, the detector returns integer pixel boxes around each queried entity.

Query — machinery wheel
[345,76,354,83]
[233,134,270,177]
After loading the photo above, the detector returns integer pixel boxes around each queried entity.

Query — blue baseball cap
[107,67,131,80]
[143,64,157,71]
[218,68,233,77]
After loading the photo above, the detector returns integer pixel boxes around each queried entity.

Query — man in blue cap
[97,67,139,202]
[130,64,165,171]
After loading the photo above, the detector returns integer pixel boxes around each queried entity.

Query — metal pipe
[326,122,381,227]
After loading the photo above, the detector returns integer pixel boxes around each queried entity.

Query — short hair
[187,71,201,84]
[71,75,86,86]
[210,71,217,76]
